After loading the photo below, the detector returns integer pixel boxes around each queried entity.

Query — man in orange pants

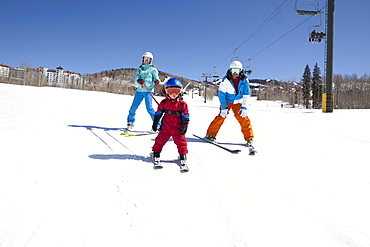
[205,61,254,147]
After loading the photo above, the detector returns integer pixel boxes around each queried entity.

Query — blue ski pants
[127,91,155,124]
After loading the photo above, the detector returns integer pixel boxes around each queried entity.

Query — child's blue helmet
[165,78,182,88]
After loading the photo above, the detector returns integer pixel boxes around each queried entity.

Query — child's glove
[152,115,161,132]
[180,120,189,135]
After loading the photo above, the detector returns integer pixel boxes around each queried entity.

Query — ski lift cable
[244,4,326,63]
[208,0,293,74]
[236,0,293,50]
[247,15,314,60]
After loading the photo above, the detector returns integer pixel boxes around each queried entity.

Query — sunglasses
[166,87,181,95]
[230,68,242,73]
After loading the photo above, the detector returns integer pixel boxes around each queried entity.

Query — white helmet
[142,52,153,63]
[229,61,243,70]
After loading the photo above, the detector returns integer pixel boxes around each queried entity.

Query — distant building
[44,66,84,87]
[0,63,10,77]
[46,68,57,85]
[0,62,84,88]
[9,67,25,84]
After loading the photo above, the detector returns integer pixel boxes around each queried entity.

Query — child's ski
[192,134,241,153]
[180,164,189,172]
[179,158,189,172]
[121,131,156,136]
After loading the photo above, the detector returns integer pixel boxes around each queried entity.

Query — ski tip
[180,168,189,173]
[121,132,133,136]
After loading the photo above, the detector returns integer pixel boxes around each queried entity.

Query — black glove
[152,115,161,132]
[180,120,189,135]
[137,79,144,84]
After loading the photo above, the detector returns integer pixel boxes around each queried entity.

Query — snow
[1,83,370,247]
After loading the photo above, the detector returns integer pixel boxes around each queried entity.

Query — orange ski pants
[206,103,254,141]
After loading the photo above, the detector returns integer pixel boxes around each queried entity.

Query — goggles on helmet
[166,87,181,96]
[230,68,242,73]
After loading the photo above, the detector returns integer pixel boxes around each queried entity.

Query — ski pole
[143,82,160,105]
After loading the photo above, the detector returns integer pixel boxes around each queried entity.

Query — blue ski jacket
[218,75,251,110]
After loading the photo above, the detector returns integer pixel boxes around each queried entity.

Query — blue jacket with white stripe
[218,73,251,110]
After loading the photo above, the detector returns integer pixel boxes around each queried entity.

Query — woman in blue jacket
[126,52,160,130]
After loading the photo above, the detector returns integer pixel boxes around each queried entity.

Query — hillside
[83,68,202,95]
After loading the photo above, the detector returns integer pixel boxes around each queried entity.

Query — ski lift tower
[322,0,334,113]
[202,73,212,103]
[296,0,335,112]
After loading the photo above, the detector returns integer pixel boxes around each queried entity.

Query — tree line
[257,64,370,109]
[0,68,201,96]
[1,65,369,109]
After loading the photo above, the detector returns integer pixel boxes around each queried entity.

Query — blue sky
[1,0,369,81]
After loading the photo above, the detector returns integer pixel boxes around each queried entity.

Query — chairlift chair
[244,59,253,75]
[295,0,320,15]
[244,67,253,75]
[212,74,219,82]
[231,57,241,63]
[308,25,326,43]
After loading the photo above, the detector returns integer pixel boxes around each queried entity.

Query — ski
[180,164,189,173]
[121,131,156,136]
[150,153,189,172]
[154,163,163,169]
[179,158,189,172]
[192,134,241,153]
[247,144,256,155]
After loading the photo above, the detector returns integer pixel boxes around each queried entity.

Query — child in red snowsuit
[151,78,189,169]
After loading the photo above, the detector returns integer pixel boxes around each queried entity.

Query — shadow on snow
[89,154,152,162]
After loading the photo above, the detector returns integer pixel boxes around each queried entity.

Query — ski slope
[1,83,370,247]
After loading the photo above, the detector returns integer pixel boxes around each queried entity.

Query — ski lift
[295,0,321,15]
[244,59,253,75]
[308,25,326,43]
[211,66,219,82]
[212,74,219,82]
[245,68,253,75]
[231,48,241,63]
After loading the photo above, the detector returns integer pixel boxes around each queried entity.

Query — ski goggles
[143,57,152,63]
[230,68,242,73]
[166,87,181,96]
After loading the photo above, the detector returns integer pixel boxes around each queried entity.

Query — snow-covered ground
[1,83,370,247]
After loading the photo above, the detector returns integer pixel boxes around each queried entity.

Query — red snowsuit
[152,97,190,155]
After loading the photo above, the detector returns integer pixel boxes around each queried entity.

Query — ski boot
[179,154,189,172]
[246,139,256,155]
[151,152,163,169]
[205,135,216,142]
[126,123,134,131]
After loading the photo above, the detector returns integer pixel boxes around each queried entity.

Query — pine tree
[312,63,323,109]
[302,65,311,109]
